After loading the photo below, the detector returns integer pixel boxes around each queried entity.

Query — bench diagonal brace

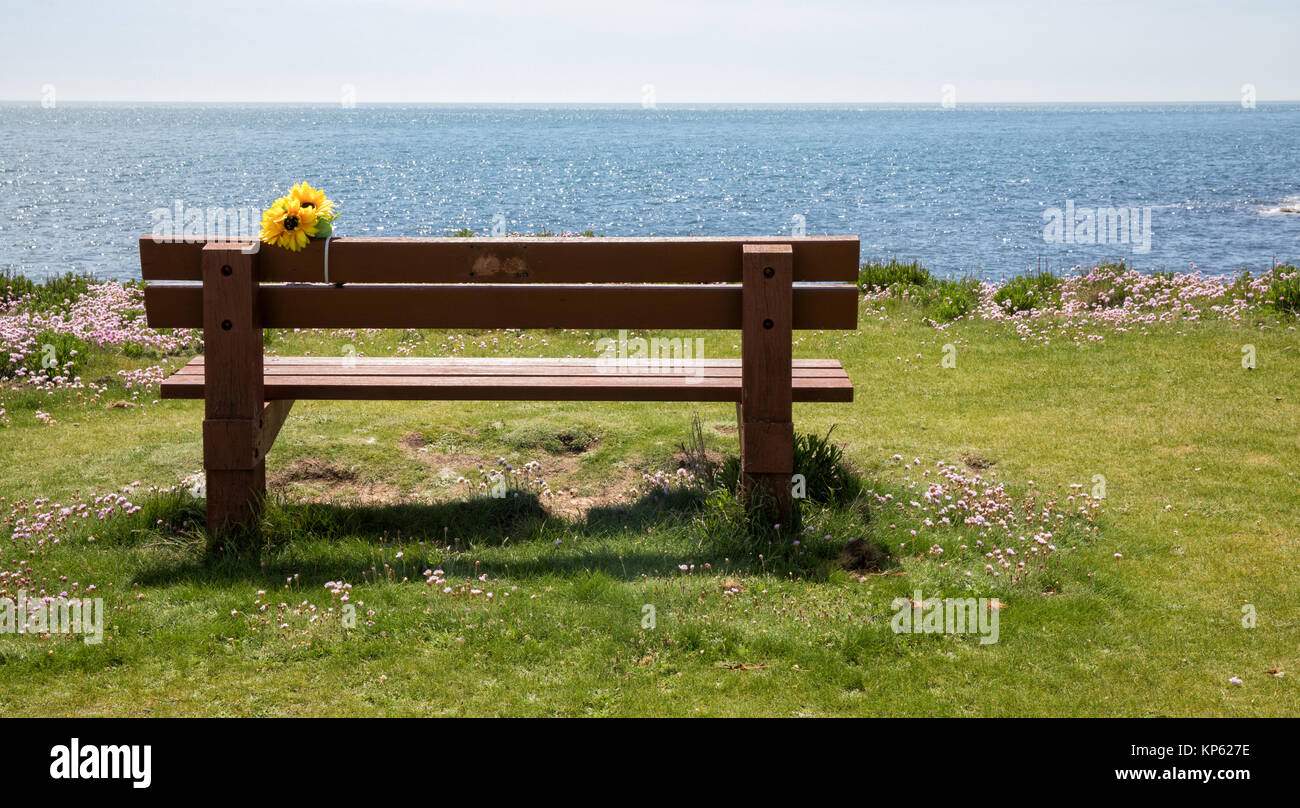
[203,400,295,470]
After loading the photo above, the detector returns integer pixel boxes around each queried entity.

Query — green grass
[858,258,933,290]
[0,269,98,311]
[1,282,1298,716]
[992,270,1062,313]
[859,259,982,322]
[1262,266,1300,316]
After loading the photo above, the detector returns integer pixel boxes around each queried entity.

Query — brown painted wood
[199,400,293,470]
[734,401,744,462]
[172,361,847,379]
[742,247,794,421]
[143,235,860,535]
[143,283,858,330]
[741,422,798,474]
[204,463,264,534]
[160,356,853,403]
[201,247,263,420]
[202,419,258,470]
[185,358,852,371]
[200,244,264,536]
[168,374,852,392]
[140,235,860,284]
[740,244,795,519]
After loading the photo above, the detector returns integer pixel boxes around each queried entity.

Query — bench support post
[739,244,794,524]
[201,244,265,542]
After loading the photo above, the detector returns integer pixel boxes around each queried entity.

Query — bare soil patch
[399,437,641,518]
[270,458,402,505]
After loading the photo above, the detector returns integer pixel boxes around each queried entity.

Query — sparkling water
[1,102,1296,281]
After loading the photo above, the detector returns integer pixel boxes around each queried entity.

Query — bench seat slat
[183,356,848,367]
[172,357,846,378]
[160,357,853,403]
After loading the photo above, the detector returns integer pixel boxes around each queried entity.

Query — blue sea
[1,103,1297,281]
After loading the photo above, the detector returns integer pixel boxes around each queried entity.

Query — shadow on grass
[250,486,708,545]
[126,486,801,589]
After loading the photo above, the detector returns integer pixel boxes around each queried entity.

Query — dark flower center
[284,215,299,231]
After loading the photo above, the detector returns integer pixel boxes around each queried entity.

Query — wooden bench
[140,235,859,535]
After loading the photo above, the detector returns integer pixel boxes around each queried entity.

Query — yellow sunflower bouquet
[259,182,339,252]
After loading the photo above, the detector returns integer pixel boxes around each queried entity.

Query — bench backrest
[140,236,860,331]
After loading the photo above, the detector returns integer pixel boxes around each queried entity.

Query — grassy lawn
[1,271,1297,716]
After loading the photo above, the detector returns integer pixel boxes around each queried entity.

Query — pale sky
[1,0,1296,103]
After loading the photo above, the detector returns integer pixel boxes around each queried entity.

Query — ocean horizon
[3,101,1297,281]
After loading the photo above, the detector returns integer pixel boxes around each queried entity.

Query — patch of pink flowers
[863,263,1300,344]
[2,472,203,549]
[872,456,1103,585]
[1,281,199,391]
[242,578,374,635]
[630,467,696,498]
[457,458,553,499]
[421,567,507,602]
[0,470,200,621]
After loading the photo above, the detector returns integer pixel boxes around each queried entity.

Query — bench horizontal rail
[160,357,854,403]
[182,356,848,367]
[144,283,859,330]
[140,236,860,284]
